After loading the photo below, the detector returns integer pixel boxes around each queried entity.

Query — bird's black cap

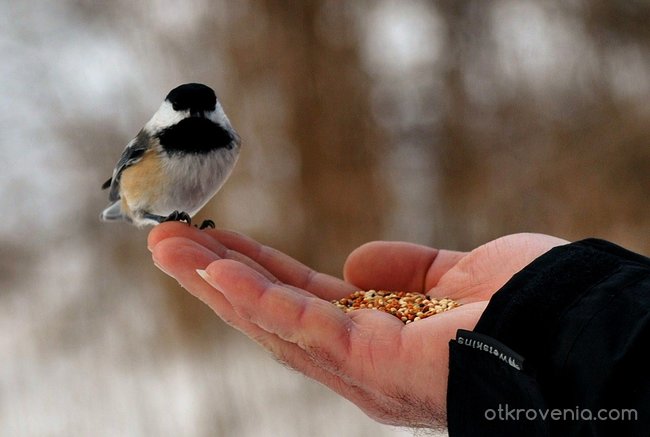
[165,83,217,113]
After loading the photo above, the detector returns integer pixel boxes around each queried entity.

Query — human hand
[148,223,567,428]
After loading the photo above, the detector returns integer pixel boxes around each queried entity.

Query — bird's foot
[195,219,215,230]
[163,210,192,226]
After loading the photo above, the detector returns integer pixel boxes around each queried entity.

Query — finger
[343,241,466,292]
[148,221,227,255]
[151,238,313,362]
[198,261,442,420]
[205,229,357,300]
[202,259,354,374]
[431,233,568,301]
[149,223,279,283]
[151,237,357,391]
[151,237,224,307]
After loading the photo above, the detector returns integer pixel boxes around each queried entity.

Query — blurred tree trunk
[232,0,387,275]
[434,1,489,249]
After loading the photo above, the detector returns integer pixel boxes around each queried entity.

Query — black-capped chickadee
[100,83,240,229]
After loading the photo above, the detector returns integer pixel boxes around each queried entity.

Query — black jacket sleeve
[447,239,650,436]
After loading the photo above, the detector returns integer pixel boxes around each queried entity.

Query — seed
[331,290,461,324]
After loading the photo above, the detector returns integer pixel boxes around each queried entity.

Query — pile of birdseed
[331,290,461,324]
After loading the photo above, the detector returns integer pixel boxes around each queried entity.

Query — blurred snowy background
[1,0,650,436]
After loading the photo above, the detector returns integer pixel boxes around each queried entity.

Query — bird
[100,83,240,229]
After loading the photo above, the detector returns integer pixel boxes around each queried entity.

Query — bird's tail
[100,201,124,222]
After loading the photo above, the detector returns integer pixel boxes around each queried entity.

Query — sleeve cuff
[447,238,650,436]
[473,238,649,366]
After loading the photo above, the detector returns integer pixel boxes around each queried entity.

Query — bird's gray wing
[101,132,149,202]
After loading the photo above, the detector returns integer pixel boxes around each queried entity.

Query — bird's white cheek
[145,101,186,133]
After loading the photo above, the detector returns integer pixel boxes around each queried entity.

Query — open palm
[149,223,567,428]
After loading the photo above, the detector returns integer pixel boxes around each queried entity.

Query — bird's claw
[164,210,192,226]
[196,219,215,230]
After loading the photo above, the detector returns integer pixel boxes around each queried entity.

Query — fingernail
[153,260,172,276]
[196,269,226,295]
[196,269,211,283]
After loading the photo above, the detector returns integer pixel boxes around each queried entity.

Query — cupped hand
[148,223,567,428]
